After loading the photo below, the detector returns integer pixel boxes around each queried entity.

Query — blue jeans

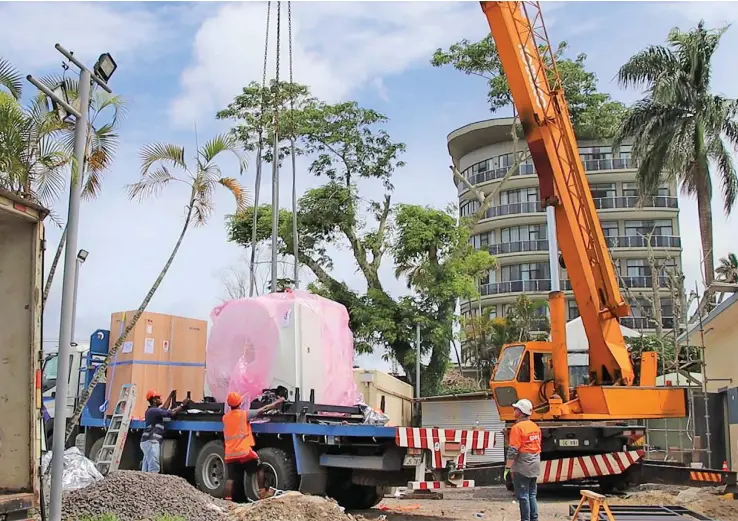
[140,440,161,473]
[513,473,538,521]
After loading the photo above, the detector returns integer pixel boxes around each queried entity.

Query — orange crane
[480,1,687,422]
[477,1,697,491]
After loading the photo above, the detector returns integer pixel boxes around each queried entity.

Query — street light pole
[28,45,114,521]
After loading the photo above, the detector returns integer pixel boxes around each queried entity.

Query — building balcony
[486,236,681,257]
[461,158,638,188]
[606,235,681,249]
[593,195,678,210]
[476,196,678,224]
[478,275,668,297]
[488,239,549,255]
[620,316,676,330]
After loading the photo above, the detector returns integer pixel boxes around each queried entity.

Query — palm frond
[199,134,248,175]
[140,143,188,176]
[127,166,176,202]
[90,91,128,127]
[218,177,249,212]
[0,58,23,100]
[708,135,738,214]
[617,45,678,90]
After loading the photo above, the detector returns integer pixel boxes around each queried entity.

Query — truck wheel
[88,437,104,463]
[244,447,299,501]
[195,440,229,499]
[330,483,384,510]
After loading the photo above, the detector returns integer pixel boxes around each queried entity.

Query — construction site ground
[372,485,738,521]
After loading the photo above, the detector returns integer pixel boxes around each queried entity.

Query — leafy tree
[626,335,700,378]
[431,38,627,138]
[223,84,495,394]
[615,21,738,302]
[716,253,738,283]
[66,134,248,443]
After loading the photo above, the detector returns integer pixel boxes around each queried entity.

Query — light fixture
[93,53,117,82]
[77,249,89,263]
[49,82,71,122]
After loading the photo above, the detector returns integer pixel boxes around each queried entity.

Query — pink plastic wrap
[206,289,359,406]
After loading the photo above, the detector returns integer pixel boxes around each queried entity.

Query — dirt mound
[229,492,356,521]
[610,487,738,520]
[60,470,230,521]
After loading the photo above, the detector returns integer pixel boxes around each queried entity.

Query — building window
[623,182,669,198]
[591,183,616,199]
[626,259,649,277]
[567,299,580,320]
[501,262,550,282]
[501,224,547,243]
[460,200,480,217]
[618,145,633,159]
[501,187,538,205]
[580,146,613,160]
[489,306,498,319]
[624,219,674,237]
[661,297,674,318]
[600,221,619,237]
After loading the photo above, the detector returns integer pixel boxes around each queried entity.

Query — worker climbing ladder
[94,384,137,475]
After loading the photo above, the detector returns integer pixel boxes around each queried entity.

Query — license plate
[403,455,423,467]
[559,439,580,447]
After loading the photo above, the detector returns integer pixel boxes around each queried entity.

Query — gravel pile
[60,471,230,521]
[229,492,356,521]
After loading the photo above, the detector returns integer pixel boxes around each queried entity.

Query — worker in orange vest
[505,399,541,521]
[223,391,285,501]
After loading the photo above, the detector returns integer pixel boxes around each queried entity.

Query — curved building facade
[449,117,682,332]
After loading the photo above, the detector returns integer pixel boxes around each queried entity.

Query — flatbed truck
[76,329,498,508]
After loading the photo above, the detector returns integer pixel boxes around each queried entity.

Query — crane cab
[490,341,557,422]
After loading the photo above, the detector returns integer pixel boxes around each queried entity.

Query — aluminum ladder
[95,384,137,475]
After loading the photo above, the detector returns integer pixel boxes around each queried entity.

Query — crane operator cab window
[492,345,525,381]
[533,352,553,381]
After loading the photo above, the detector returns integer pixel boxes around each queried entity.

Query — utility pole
[28,45,115,521]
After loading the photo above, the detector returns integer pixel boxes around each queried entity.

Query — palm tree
[716,253,738,283]
[65,134,249,443]
[41,79,127,307]
[0,58,69,203]
[615,22,738,300]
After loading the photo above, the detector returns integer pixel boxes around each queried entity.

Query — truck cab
[42,343,89,446]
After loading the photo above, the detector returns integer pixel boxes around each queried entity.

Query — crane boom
[480,1,634,385]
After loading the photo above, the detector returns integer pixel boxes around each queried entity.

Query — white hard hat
[512,399,533,416]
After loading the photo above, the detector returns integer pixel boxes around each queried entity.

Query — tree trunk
[42,225,67,307]
[696,183,715,304]
[64,194,196,445]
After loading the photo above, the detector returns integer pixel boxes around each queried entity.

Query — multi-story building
[449,117,683,333]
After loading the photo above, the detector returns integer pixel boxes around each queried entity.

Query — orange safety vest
[508,419,542,454]
[223,409,255,462]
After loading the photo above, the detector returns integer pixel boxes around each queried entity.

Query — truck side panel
[0,195,44,500]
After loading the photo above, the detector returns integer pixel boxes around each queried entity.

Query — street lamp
[27,44,115,521]
[94,53,117,82]
[49,82,72,122]
[71,249,89,342]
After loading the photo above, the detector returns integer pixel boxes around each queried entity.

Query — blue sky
[4,1,736,372]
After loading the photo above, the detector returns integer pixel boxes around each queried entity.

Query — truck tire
[195,440,229,499]
[244,447,299,501]
[330,483,385,510]
[89,437,105,463]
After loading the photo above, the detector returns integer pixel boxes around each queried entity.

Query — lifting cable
[288,2,300,289]
[248,1,271,296]
[269,2,281,293]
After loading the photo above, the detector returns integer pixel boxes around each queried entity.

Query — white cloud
[0,3,169,72]
[169,1,488,128]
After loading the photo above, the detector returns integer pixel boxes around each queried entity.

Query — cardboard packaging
[105,311,207,420]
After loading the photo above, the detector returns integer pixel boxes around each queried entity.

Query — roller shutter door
[421,399,505,463]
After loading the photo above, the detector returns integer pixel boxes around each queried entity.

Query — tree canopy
[431,38,628,139]
[222,82,496,394]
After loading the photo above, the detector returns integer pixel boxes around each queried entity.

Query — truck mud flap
[462,463,506,487]
[638,461,738,494]
[569,504,716,521]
